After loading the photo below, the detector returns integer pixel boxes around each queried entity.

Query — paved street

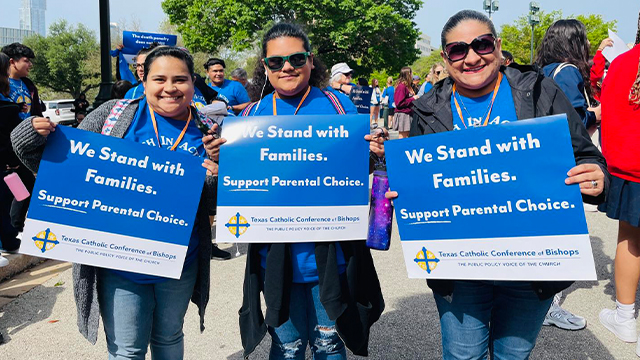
[0,211,636,359]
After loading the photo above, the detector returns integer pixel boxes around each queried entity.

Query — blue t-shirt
[251,86,356,283]
[209,79,250,108]
[450,76,517,131]
[9,78,32,120]
[124,82,145,99]
[418,82,433,97]
[382,86,395,109]
[111,98,206,283]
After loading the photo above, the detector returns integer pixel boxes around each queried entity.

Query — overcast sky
[0,0,638,48]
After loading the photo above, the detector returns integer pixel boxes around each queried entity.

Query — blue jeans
[97,260,198,360]
[266,281,347,360]
[434,280,553,360]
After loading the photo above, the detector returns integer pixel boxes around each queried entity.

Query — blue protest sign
[216,115,370,243]
[120,31,178,63]
[385,115,596,280]
[349,86,373,114]
[21,126,206,279]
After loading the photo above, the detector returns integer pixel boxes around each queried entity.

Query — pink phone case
[4,173,30,201]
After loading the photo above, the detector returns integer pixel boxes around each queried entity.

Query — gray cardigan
[11,99,215,344]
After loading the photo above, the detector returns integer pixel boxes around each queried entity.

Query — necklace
[452,72,503,129]
[273,86,311,116]
[455,91,495,126]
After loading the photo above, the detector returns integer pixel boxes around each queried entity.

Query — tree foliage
[411,51,444,78]
[24,20,100,98]
[162,0,422,77]
[500,11,617,65]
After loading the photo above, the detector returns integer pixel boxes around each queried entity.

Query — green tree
[500,11,616,65]
[24,20,100,98]
[411,50,444,78]
[162,0,422,77]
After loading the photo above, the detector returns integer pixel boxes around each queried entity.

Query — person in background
[329,62,356,96]
[11,45,219,360]
[1,42,41,236]
[370,78,382,126]
[124,43,160,99]
[418,63,447,97]
[598,12,640,357]
[393,66,417,139]
[381,76,395,129]
[502,50,514,66]
[591,38,614,101]
[237,22,384,360]
[73,93,90,114]
[230,68,249,87]
[412,74,421,93]
[204,58,251,114]
[110,80,134,100]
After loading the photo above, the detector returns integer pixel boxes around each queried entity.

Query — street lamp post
[94,0,113,109]
[483,0,499,20]
[529,1,541,64]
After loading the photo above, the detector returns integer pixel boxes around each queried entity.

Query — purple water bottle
[366,160,394,251]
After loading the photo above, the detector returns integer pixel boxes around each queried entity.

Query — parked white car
[42,99,76,125]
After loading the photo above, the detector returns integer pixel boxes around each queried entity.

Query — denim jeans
[266,281,347,360]
[97,259,198,360]
[434,280,553,360]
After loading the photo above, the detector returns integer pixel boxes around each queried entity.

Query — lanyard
[148,104,193,151]
[273,86,311,116]
[452,72,503,129]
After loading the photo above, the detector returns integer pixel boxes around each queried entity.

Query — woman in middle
[239,23,384,360]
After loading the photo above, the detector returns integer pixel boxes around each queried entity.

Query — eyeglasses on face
[133,63,145,69]
[263,52,310,71]
[444,34,497,62]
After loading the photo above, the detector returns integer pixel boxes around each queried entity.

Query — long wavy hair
[535,19,592,98]
[396,66,414,95]
[247,23,328,101]
[630,11,640,105]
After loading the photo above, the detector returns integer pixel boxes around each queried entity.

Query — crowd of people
[0,6,640,360]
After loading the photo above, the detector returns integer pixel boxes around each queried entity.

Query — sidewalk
[0,211,635,359]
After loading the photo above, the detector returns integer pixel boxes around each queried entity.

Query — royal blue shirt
[382,86,395,109]
[250,86,356,283]
[9,78,32,120]
[418,82,433,97]
[450,75,517,131]
[209,79,250,108]
[110,98,206,283]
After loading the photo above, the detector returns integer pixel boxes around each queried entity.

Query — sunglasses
[263,52,310,71]
[444,34,497,62]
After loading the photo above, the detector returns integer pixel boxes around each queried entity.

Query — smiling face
[441,20,502,97]
[143,56,195,120]
[207,64,225,86]
[264,36,314,98]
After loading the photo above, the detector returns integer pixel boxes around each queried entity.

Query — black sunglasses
[263,52,310,71]
[444,34,497,62]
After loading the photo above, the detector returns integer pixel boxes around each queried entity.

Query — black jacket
[239,241,385,358]
[0,99,22,168]
[410,66,610,300]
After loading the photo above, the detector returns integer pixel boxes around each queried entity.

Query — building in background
[20,0,46,36]
[415,34,436,57]
[0,27,36,47]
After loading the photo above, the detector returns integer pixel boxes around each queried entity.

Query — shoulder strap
[322,90,346,115]
[552,63,578,79]
[240,101,259,116]
[101,99,135,135]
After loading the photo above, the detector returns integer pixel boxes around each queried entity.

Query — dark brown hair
[631,11,640,105]
[0,53,10,96]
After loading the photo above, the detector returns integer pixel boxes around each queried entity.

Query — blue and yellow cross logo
[225,212,250,238]
[32,228,59,253]
[414,247,439,274]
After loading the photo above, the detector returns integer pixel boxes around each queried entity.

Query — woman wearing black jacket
[381,10,608,360]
